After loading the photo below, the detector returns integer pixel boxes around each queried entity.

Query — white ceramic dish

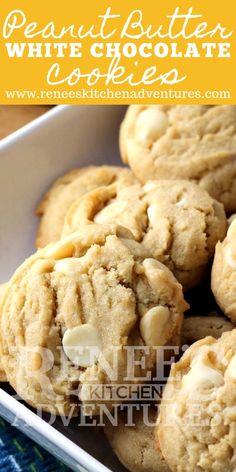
[0,105,128,472]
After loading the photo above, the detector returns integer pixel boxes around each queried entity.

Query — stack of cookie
[1,105,236,472]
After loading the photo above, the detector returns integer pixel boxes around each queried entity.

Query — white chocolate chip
[135,108,168,145]
[140,306,171,346]
[175,197,187,207]
[143,258,165,289]
[143,258,164,273]
[44,234,76,259]
[227,355,236,380]
[147,204,169,229]
[94,200,127,224]
[54,258,84,276]
[62,324,102,367]
[182,353,224,390]
[143,258,170,284]
[143,181,158,193]
[227,219,236,240]
[30,260,53,275]
[147,204,159,227]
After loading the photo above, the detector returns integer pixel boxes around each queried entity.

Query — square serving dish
[0,105,128,472]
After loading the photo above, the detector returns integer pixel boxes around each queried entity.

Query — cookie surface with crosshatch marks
[0,224,188,416]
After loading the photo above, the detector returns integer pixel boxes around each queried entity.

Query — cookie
[0,224,188,416]
[212,218,236,322]
[62,180,227,291]
[104,407,170,472]
[0,283,7,382]
[36,165,137,248]
[0,363,6,382]
[0,361,6,381]
[228,214,236,225]
[120,105,236,213]
[157,330,236,472]
[182,315,234,346]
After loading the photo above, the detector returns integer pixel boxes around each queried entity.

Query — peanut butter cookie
[157,329,236,472]
[104,407,170,472]
[120,105,236,212]
[212,218,236,322]
[0,283,7,382]
[0,224,187,416]
[36,165,137,248]
[62,180,227,291]
[182,315,234,346]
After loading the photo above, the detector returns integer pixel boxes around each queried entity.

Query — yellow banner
[0,0,235,104]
